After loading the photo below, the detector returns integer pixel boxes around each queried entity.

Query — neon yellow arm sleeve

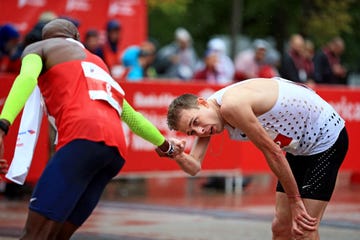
[0,54,42,124]
[121,99,165,146]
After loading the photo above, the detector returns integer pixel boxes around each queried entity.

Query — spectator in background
[280,34,312,83]
[193,49,220,83]
[194,38,234,85]
[0,24,21,73]
[207,38,235,84]
[313,37,347,85]
[264,46,281,78]
[101,19,123,78]
[154,27,198,81]
[234,39,277,81]
[121,41,157,81]
[22,11,57,47]
[83,29,103,59]
[303,39,315,85]
[11,12,57,68]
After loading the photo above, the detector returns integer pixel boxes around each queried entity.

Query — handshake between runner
[156,138,201,176]
[156,138,186,158]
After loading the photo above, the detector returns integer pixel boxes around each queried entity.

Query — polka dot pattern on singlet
[258,93,343,155]
[217,78,345,155]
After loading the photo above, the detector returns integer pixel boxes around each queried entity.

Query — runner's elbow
[184,163,201,176]
[188,167,201,176]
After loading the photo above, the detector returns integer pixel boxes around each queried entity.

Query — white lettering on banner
[131,135,155,151]
[140,111,168,130]
[18,0,45,8]
[108,0,139,17]
[133,92,177,108]
[329,97,360,122]
[66,0,91,12]
[132,88,215,109]
[130,133,194,152]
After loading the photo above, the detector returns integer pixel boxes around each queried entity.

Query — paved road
[1,174,359,239]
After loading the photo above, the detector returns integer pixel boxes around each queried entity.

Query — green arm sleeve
[0,54,42,124]
[121,99,165,146]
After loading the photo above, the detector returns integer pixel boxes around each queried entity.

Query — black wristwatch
[0,120,9,135]
[165,143,175,156]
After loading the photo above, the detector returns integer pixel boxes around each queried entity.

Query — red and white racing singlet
[82,61,125,116]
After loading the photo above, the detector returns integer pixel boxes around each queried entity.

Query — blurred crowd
[0,12,348,86]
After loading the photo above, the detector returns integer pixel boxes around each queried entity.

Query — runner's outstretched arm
[121,99,181,155]
[0,54,42,126]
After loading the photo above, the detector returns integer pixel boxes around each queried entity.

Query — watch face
[167,144,175,156]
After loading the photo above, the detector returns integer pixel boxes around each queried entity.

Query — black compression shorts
[276,127,349,201]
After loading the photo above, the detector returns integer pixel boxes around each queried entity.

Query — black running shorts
[276,127,349,201]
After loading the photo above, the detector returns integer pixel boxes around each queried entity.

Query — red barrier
[314,85,360,173]
[1,75,359,184]
[120,81,360,174]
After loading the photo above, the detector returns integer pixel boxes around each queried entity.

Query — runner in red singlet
[0,19,180,240]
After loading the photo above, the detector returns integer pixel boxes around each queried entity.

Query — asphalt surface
[0,173,359,240]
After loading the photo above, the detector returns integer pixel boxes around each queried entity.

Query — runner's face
[176,99,223,137]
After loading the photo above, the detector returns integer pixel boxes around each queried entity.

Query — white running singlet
[209,77,345,155]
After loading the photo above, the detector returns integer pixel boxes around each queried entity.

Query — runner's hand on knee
[290,197,317,236]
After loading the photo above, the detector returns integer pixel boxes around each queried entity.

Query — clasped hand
[156,138,185,158]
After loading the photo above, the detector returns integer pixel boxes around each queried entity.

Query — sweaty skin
[171,78,318,237]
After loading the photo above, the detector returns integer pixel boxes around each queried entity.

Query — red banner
[119,81,360,174]
[0,0,147,52]
[1,74,359,183]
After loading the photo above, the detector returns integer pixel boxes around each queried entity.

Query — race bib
[81,61,125,116]
[266,128,299,151]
